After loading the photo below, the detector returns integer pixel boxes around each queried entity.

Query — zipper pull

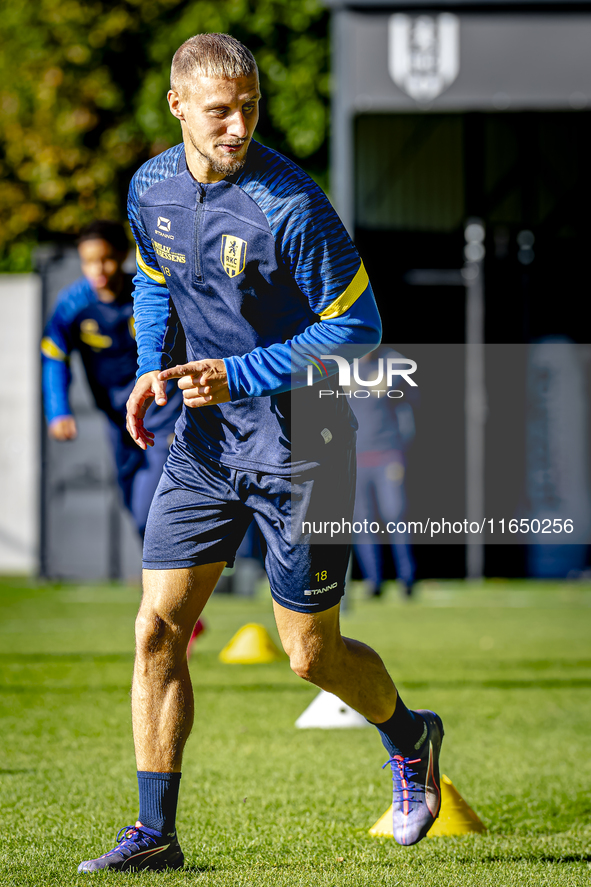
[197,184,205,204]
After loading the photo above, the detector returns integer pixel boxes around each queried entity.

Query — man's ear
[167,89,184,121]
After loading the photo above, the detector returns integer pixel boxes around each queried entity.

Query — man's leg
[273,599,397,723]
[78,562,224,873]
[132,563,224,771]
[273,600,444,846]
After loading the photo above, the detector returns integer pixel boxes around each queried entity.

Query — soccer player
[77,35,443,872]
[41,220,183,539]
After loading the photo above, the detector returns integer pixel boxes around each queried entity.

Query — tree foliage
[0,0,329,271]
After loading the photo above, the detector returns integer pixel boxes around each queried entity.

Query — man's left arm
[223,273,381,398]
[160,285,380,406]
[227,187,382,398]
[161,190,381,404]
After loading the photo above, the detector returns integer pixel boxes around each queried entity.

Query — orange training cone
[369,774,486,838]
[219,623,286,664]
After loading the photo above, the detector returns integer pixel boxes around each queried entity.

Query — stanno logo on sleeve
[220,235,247,278]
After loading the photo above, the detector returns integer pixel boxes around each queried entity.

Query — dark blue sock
[371,696,427,758]
[137,771,181,837]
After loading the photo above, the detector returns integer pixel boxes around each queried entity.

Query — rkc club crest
[389,13,459,103]
[220,234,247,278]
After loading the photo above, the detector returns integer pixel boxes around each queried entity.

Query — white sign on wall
[389,13,460,103]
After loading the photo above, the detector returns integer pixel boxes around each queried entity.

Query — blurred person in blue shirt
[41,220,183,538]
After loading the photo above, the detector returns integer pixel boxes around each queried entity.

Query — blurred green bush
[0,0,329,271]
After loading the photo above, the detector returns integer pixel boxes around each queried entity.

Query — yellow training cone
[369,805,395,837]
[219,623,286,664]
[369,774,486,838]
[427,774,486,836]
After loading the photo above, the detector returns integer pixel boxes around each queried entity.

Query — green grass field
[0,576,590,886]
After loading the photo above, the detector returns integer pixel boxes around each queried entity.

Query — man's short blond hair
[171,33,258,94]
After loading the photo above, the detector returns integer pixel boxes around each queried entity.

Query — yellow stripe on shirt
[136,247,166,286]
[41,337,67,361]
[318,262,370,320]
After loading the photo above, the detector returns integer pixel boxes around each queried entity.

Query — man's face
[78,239,125,294]
[168,72,260,182]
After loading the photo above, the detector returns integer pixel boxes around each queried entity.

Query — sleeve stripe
[41,337,67,361]
[318,262,369,320]
[136,247,166,285]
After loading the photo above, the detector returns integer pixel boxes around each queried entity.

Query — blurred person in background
[349,348,417,598]
[41,220,184,540]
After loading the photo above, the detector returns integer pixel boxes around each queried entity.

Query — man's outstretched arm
[159,275,381,408]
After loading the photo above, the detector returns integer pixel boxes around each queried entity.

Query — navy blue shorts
[143,439,355,613]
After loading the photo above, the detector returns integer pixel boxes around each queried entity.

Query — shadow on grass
[173,856,591,872]
[178,864,217,874]
[477,854,591,864]
[0,683,310,694]
[0,685,129,694]
[0,653,133,662]
[180,863,302,873]
[403,679,591,689]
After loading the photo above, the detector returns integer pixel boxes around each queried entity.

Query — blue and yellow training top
[128,139,382,473]
[41,276,141,426]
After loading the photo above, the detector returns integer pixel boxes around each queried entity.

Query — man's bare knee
[135,563,223,668]
[275,602,343,687]
[135,608,185,671]
[288,644,333,685]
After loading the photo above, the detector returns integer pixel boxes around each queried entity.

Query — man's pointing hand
[160,359,230,408]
